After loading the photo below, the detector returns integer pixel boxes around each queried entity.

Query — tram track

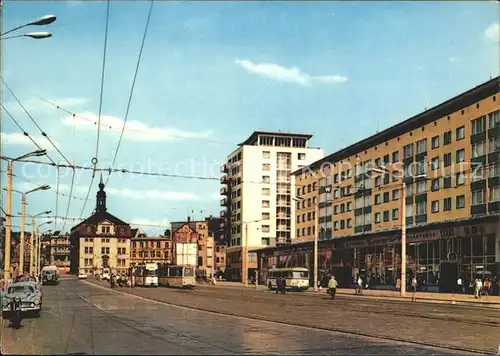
[82,279,495,355]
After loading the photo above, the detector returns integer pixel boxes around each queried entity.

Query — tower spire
[96,174,107,212]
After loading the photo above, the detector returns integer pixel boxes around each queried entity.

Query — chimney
[187,216,191,222]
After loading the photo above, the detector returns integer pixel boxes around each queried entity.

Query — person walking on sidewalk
[457,276,463,294]
[356,276,363,295]
[411,276,417,302]
[474,277,482,299]
[328,276,338,299]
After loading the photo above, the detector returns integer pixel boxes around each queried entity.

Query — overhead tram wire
[30,93,233,145]
[0,104,57,165]
[1,78,75,232]
[79,0,111,220]
[105,0,155,187]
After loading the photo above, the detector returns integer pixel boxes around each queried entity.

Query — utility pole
[400,181,406,297]
[4,161,13,281]
[243,223,248,287]
[30,217,35,276]
[313,203,319,292]
[20,193,26,274]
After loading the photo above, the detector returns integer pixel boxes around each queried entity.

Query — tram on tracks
[158,264,196,289]
[133,262,159,287]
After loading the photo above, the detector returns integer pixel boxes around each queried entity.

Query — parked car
[1,281,42,317]
[78,271,88,279]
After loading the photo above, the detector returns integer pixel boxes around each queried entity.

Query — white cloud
[234,59,348,86]
[130,217,171,228]
[1,132,61,152]
[60,111,213,142]
[485,23,499,42]
[210,192,223,200]
[448,56,458,63]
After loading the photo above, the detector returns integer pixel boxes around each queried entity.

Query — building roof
[70,210,129,232]
[292,76,499,175]
[239,131,313,146]
[131,236,169,241]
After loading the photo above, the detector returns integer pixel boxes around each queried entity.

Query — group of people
[457,276,500,297]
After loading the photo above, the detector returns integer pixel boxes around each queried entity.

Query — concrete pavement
[1,278,474,355]
[87,278,500,354]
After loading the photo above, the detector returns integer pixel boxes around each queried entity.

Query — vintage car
[2,281,42,317]
[41,266,60,286]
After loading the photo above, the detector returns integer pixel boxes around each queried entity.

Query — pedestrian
[396,277,401,292]
[328,276,338,300]
[474,277,482,299]
[483,279,490,296]
[276,277,281,294]
[281,277,286,294]
[457,276,463,294]
[357,276,363,295]
[411,276,417,302]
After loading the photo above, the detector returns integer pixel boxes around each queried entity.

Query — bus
[133,263,158,287]
[158,264,195,289]
[267,267,309,291]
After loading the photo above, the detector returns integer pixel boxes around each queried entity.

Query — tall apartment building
[256,77,499,292]
[220,131,324,281]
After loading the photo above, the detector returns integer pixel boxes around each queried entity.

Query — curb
[79,279,491,355]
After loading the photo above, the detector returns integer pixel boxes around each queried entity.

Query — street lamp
[1,14,56,38]
[1,32,52,40]
[3,149,47,281]
[5,184,50,275]
[36,220,52,275]
[23,210,51,276]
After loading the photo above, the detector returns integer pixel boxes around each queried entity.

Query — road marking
[80,280,483,354]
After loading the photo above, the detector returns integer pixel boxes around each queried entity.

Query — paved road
[0,279,482,355]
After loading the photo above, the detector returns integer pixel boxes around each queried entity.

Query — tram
[267,267,310,291]
[133,262,159,287]
[158,264,196,289]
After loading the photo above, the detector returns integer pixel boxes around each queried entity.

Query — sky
[1,1,498,235]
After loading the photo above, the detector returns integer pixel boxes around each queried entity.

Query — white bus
[158,264,195,289]
[267,267,309,291]
[134,263,158,287]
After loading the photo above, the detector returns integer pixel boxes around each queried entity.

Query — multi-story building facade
[130,233,171,267]
[69,177,133,276]
[220,131,324,281]
[256,77,500,293]
[50,232,71,268]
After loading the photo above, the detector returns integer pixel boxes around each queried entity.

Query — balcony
[220,210,227,218]
[220,175,228,184]
[220,198,228,206]
[221,163,229,173]
[220,186,228,195]
[220,221,226,229]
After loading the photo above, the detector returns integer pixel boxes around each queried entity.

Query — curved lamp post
[1,14,56,38]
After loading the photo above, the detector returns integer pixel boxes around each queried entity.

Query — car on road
[1,281,42,317]
[41,266,60,286]
[78,271,88,279]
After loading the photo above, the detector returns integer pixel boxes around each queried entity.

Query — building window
[416,181,426,194]
[383,210,390,222]
[431,200,439,213]
[416,139,427,154]
[443,198,452,211]
[374,213,381,223]
[333,221,339,231]
[383,192,389,203]
[489,162,500,179]
[489,186,500,202]
[443,153,452,167]
[261,238,270,246]
[471,116,486,135]
[405,204,413,217]
[346,202,352,211]
[472,189,486,205]
[431,136,440,149]
[471,141,486,158]
[415,161,426,176]
[456,126,465,140]
[443,131,452,145]
[261,225,270,233]
[392,151,399,162]
[374,176,381,187]
[456,172,465,186]
[392,208,399,220]
[489,136,499,153]
[262,200,270,208]
[431,157,439,170]
[262,176,270,184]
[262,212,270,220]
[298,153,306,160]
[296,229,300,237]
[431,178,440,192]
[472,165,485,182]
[101,226,105,233]
[416,201,426,215]
[374,194,381,205]
[489,110,500,128]
[406,183,413,197]
[443,176,452,188]
[456,149,465,163]
[262,188,270,195]
[346,218,352,228]
[392,189,399,200]
[456,195,466,209]
[262,151,270,159]
[262,163,271,171]
[403,144,413,158]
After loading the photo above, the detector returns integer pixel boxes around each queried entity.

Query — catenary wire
[80,0,111,220]
[105,0,155,187]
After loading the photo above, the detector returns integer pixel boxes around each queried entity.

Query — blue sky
[1,1,498,235]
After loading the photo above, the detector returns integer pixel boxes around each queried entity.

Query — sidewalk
[203,281,500,308]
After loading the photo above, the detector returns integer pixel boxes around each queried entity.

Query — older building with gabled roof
[69,175,132,275]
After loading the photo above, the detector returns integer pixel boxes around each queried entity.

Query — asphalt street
[0,278,485,355]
